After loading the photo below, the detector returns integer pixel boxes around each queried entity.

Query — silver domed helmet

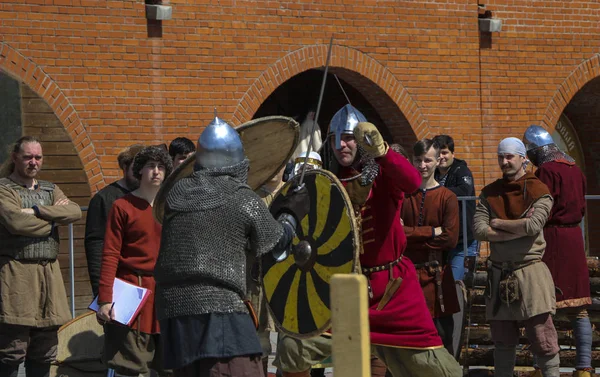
[523,125,555,151]
[195,116,245,169]
[328,104,367,150]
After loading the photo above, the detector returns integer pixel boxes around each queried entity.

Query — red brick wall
[2,0,600,249]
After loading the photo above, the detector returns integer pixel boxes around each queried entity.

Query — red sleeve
[376,149,422,201]
[535,166,557,222]
[97,201,126,303]
[425,191,459,251]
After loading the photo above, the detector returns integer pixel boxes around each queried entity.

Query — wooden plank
[55,183,92,198]
[21,98,53,114]
[331,274,371,377]
[38,169,89,184]
[22,112,64,128]
[20,85,39,99]
[58,253,89,269]
[38,142,77,155]
[41,156,84,169]
[61,265,90,283]
[28,126,73,143]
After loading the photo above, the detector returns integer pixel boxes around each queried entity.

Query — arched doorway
[553,76,600,256]
[252,68,419,153]
[0,68,93,314]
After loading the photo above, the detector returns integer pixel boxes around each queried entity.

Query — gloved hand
[353,121,388,158]
[271,184,310,224]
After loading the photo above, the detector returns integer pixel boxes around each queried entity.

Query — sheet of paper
[88,277,150,326]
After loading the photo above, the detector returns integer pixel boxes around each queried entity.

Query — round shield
[153,116,299,223]
[262,169,360,338]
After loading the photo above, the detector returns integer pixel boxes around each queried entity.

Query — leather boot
[282,371,311,377]
[0,362,19,377]
[573,370,594,377]
[24,359,50,377]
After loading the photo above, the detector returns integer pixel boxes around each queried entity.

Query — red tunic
[402,186,460,317]
[98,194,162,334]
[535,161,591,308]
[342,150,444,349]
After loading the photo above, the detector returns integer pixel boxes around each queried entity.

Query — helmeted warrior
[154,116,308,377]
[524,125,593,377]
[274,104,462,377]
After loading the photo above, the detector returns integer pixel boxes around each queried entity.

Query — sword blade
[297,36,334,188]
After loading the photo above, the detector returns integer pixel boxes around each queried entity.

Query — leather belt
[361,255,403,276]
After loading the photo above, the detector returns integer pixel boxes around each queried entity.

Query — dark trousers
[0,324,58,366]
[174,356,264,377]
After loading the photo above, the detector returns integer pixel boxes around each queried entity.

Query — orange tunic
[402,185,460,317]
[98,194,161,334]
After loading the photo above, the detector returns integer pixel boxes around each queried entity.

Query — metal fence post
[68,222,75,318]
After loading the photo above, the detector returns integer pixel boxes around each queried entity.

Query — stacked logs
[461,256,600,368]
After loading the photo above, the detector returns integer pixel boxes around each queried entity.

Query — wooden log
[463,326,600,346]
[460,348,600,367]
[331,274,371,377]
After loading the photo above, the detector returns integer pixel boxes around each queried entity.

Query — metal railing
[66,196,600,318]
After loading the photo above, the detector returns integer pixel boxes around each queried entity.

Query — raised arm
[377,150,422,201]
[0,184,53,237]
[35,185,82,225]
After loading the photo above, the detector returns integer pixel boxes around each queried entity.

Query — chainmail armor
[0,178,59,260]
[323,141,379,186]
[528,144,575,167]
[154,159,285,320]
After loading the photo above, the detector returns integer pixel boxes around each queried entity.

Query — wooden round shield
[262,169,360,338]
[153,116,299,223]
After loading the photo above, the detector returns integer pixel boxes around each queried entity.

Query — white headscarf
[498,137,526,157]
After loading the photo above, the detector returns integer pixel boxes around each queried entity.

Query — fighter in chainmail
[524,126,593,377]
[274,104,463,377]
[154,117,309,377]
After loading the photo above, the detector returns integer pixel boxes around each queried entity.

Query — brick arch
[232,44,431,140]
[0,43,105,190]
[541,54,600,132]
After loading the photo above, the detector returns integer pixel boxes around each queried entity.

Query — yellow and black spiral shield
[262,169,359,338]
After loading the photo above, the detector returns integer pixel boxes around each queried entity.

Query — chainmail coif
[154,159,284,320]
[528,143,575,167]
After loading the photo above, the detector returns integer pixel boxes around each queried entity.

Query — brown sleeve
[425,191,459,251]
[0,184,53,237]
[36,184,82,225]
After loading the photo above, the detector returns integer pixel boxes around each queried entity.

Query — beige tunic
[0,181,81,327]
[473,195,556,321]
